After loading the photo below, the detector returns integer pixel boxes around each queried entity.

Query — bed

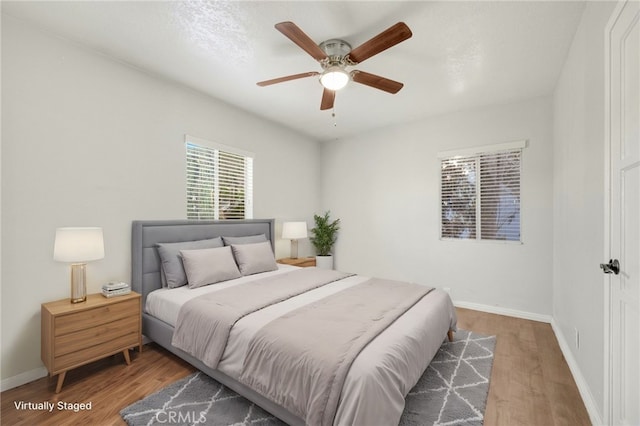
[131,219,457,426]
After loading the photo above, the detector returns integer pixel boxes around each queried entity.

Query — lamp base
[70,263,87,303]
[290,240,299,259]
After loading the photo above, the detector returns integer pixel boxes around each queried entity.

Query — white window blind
[186,137,253,220]
[440,143,523,242]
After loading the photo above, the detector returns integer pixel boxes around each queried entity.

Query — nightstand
[277,257,317,268]
[41,292,142,393]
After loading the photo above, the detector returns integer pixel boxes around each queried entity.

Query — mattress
[145,265,457,425]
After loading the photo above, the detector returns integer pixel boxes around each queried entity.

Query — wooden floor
[1,308,591,425]
[457,308,591,426]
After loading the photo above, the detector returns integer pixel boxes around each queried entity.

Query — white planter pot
[315,255,334,270]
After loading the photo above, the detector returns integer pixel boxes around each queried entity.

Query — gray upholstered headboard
[131,219,275,306]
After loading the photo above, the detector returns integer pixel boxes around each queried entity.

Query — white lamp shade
[54,227,105,263]
[282,222,308,240]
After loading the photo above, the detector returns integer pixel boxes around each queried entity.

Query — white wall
[552,1,616,420]
[0,5,4,387]
[1,16,320,383]
[321,96,554,316]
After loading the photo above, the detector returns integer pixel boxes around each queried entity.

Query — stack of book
[102,282,131,298]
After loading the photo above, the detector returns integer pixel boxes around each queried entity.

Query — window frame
[438,140,526,244]
[185,135,254,220]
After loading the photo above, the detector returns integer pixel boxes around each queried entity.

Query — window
[186,136,253,220]
[440,141,524,242]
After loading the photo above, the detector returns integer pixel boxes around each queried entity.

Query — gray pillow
[222,234,267,246]
[231,241,278,276]
[180,246,241,289]
[156,237,223,288]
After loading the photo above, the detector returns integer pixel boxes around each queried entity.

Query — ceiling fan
[257,21,412,110]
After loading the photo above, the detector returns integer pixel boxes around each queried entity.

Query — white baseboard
[1,366,48,392]
[453,300,553,323]
[550,320,603,425]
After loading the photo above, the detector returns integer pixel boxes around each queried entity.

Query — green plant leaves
[309,211,340,256]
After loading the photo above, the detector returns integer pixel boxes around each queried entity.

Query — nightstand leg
[123,349,131,365]
[55,371,66,393]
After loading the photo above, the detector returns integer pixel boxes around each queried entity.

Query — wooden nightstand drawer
[55,298,138,336]
[55,315,140,356]
[54,331,140,372]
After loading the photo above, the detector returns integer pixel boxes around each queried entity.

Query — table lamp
[282,222,307,259]
[54,227,105,303]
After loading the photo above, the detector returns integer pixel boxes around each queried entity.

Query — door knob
[600,259,620,275]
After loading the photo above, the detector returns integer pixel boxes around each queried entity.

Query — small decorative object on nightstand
[277,257,316,268]
[101,281,131,298]
[41,292,142,393]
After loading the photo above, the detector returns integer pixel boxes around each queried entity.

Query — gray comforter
[239,277,433,426]
[171,268,353,369]
[173,267,436,426]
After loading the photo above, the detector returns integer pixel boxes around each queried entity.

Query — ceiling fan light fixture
[320,66,350,91]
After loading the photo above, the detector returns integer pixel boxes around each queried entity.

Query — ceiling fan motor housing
[319,39,353,68]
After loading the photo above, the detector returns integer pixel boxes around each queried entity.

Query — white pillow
[231,241,278,276]
[156,237,223,288]
[222,234,267,246]
[180,246,241,289]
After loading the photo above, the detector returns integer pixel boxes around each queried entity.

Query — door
[605,1,640,424]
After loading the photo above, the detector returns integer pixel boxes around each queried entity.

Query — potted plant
[309,211,340,269]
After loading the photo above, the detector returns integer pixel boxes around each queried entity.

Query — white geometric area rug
[121,330,495,426]
[399,329,496,426]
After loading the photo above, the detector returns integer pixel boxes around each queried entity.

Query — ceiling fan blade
[320,88,335,110]
[352,71,404,94]
[347,22,412,64]
[257,72,319,87]
[275,21,328,62]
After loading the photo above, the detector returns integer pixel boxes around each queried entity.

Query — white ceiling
[2,1,585,142]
